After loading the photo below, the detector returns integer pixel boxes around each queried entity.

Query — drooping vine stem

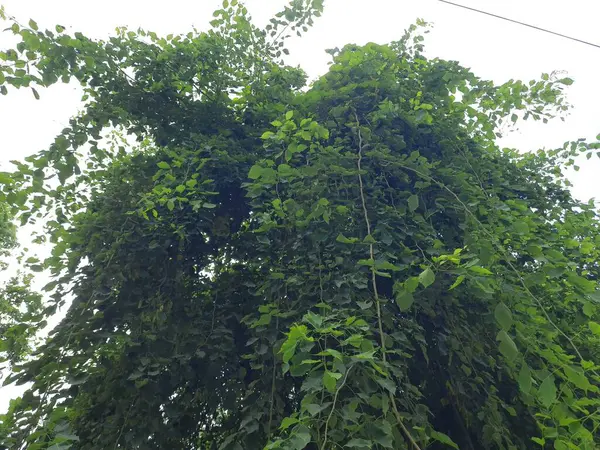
[354,113,422,450]
[353,116,385,351]
[397,161,594,375]
[322,365,353,450]
[113,401,134,449]
[268,312,280,437]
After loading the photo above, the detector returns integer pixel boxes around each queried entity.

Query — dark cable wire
[438,0,600,49]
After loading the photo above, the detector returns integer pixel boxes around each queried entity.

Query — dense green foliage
[1,2,600,449]
[0,204,15,254]
[0,204,43,377]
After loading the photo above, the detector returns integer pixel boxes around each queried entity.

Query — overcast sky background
[0,0,598,412]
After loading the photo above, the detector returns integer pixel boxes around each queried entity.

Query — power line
[438,0,600,49]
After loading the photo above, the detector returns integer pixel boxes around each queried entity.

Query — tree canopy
[1,1,600,449]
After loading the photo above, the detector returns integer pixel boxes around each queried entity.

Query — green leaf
[563,365,590,390]
[371,420,393,448]
[285,110,294,120]
[288,425,311,449]
[28,19,38,30]
[336,233,358,244]
[538,375,557,408]
[304,311,323,329]
[494,303,513,331]
[496,330,518,361]
[469,266,493,276]
[254,313,272,327]
[418,267,435,288]
[407,194,419,212]
[248,165,263,179]
[279,417,298,430]
[299,359,321,365]
[375,377,396,395]
[304,403,328,416]
[345,438,373,448]
[518,363,532,394]
[430,430,459,449]
[363,234,376,244]
[554,440,569,450]
[157,161,170,169]
[55,432,80,442]
[277,164,292,175]
[323,371,341,393]
[374,260,402,271]
[512,220,529,235]
[67,373,89,386]
[404,277,419,293]
[531,437,545,446]
[395,289,414,311]
[281,325,310,363]
[127,371,143,380]
[582,302,594,317]
[449,275,465,290]
[0,172,12,185]
[588,321,600,336]
[319,348,343,361]
[353,350,375,361]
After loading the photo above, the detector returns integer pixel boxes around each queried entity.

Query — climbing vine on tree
[1,1,600,449]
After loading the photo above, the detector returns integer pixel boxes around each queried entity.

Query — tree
[1,2,599,449]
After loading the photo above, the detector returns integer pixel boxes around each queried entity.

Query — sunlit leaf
[419,267,435,288]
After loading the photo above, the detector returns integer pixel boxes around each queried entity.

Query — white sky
[0,0,599,411]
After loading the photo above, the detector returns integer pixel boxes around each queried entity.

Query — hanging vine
[1,2,600,450]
